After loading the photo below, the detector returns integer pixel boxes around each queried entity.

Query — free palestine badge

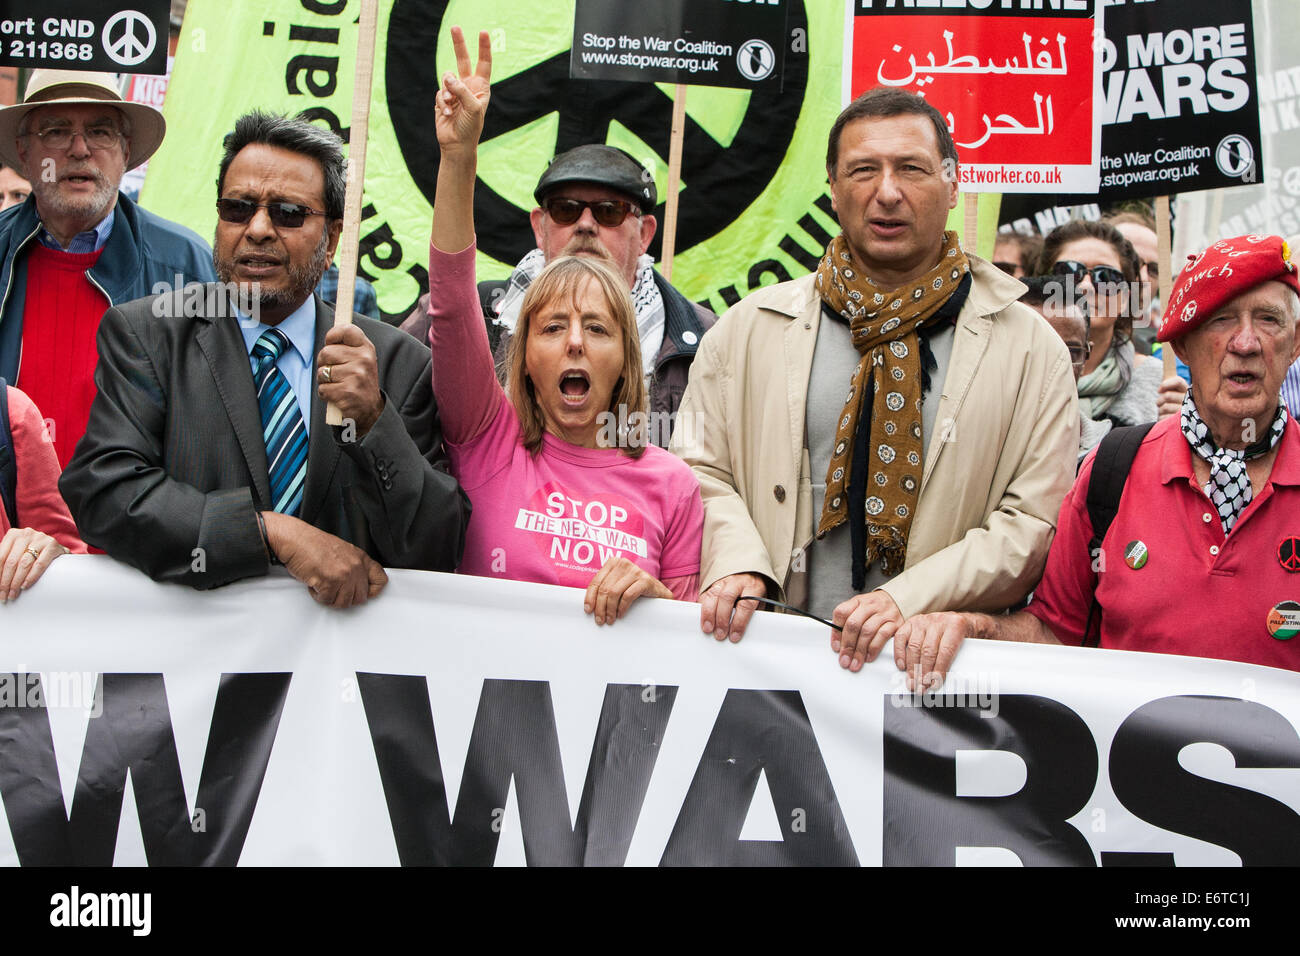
[1266,601,1300,640]
[1124,540,1148,570]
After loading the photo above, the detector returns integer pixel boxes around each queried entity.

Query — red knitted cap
[1158,234,1300,342]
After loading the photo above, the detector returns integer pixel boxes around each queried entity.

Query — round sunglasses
[216,198,327,229]
[542,197,641,227]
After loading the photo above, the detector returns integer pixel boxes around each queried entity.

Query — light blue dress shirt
[237,297,317,425]
[37,207,115,253]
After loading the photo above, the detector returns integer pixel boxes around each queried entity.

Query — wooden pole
[660,83,687,282]
[1156,195,1175,378]
[962,192,979,255]
[326,0,379,426]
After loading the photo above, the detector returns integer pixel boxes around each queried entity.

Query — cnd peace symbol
[386,0,807,266]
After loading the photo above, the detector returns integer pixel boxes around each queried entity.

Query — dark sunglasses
[216,198,327,229]
[543,197,640,227]
[1051,260,1126,289]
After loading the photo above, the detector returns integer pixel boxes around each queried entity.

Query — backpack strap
[0,378,16,530]
[1081,421,1156,646]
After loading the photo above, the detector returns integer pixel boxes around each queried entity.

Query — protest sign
[846,0,1102,193]
[142,0,1002,323]
[1175,0,1299,261]
[570,0,788,91]
[0,1,169,75]
[1,557,1296,866]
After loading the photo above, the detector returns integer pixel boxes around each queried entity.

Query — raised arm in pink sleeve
[426,238,506,445]
[7,387,86,552]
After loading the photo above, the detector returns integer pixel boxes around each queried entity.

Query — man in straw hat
[892,234,1300,685]
[0,69,213,466]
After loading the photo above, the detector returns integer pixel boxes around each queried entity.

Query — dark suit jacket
[60,287,470,588]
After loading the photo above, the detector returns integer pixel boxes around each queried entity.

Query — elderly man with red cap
[890,234,1300,688]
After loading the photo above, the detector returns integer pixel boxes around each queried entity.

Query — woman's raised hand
[435,26,492,155]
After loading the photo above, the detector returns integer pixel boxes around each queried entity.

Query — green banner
[143,0,1000,322]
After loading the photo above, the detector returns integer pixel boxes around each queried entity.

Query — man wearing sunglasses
[62,111,470,607]
[0,70,214,467]
[402,144,714,445]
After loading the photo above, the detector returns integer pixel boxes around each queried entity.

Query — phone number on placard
[6,40,95,61]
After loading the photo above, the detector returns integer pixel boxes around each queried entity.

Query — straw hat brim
[0,97,165,174]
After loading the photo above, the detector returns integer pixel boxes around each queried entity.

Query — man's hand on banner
[262,513,388,608]
[699,572,768,642]
[436,26,492,157]
[584,556,673,625]
[832,590,903,672]
[892,611,976,691]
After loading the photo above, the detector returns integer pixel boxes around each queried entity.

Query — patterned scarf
[1180,392,1287,533]
[815,230,970,581]
[1077,340,1135,419]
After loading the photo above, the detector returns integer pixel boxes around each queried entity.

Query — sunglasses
[1051,260,1126,289]
[216,198,327,229]
[543,197,640,227]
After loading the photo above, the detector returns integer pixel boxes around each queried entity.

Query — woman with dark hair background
[1038,220,1185,428]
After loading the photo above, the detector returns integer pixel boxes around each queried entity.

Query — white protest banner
[846,0,1103,193]
[1,556,1296,866]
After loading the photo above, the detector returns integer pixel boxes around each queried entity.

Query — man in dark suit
[61,111,469,607]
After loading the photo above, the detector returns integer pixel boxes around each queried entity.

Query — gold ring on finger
[323,364,333,383]
[25,547,40,560]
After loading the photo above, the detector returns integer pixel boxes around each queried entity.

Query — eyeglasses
[1066,342,1091,369]
[1051,260,1126,289]
[216,198,327,229]
[542,197,640,227]
[23,125,121,151]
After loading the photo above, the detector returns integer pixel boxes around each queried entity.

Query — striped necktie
[251,329,308,517]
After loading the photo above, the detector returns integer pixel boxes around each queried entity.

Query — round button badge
[1278,536,1300,573]
[1124,540,1148,570]
[1266,601,1300,640]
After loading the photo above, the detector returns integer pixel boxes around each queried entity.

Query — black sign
[570,0,789,92]
[0,1,169,75]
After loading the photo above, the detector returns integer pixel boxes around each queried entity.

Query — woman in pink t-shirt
[425,29,702,623]
[0,383,86,601]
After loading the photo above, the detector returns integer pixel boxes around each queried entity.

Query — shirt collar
[36,207,115,254]
[237,296,317,366]
[1161,406,1300,487]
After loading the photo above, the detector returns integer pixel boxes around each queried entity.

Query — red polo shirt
[1026,414,1300,671]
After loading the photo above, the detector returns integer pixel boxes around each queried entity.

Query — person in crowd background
[61,110,469,607]
[0,162,30,211]
[896,234,1300,685]
[403,144,714,448]
[1105,209,1161,354]
[0,70,214,467]
[671,87,1077,671]
[0,382,85,601]
[992,230,1042,279]
[316,261,380,320]
[1038,220,1185,428]
[1019,275,1109,463]
[426,28,702,624]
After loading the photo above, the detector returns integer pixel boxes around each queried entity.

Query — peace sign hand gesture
[436,26,492,158]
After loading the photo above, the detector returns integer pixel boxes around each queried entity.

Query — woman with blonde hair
[423,28,702,622]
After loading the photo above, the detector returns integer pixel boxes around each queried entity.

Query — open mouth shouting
[559,368,592,407]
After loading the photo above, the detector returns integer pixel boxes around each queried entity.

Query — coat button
[774,484,786,503]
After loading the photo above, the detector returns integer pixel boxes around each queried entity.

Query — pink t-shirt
[2,385,86,551]
[427,240,702,597]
